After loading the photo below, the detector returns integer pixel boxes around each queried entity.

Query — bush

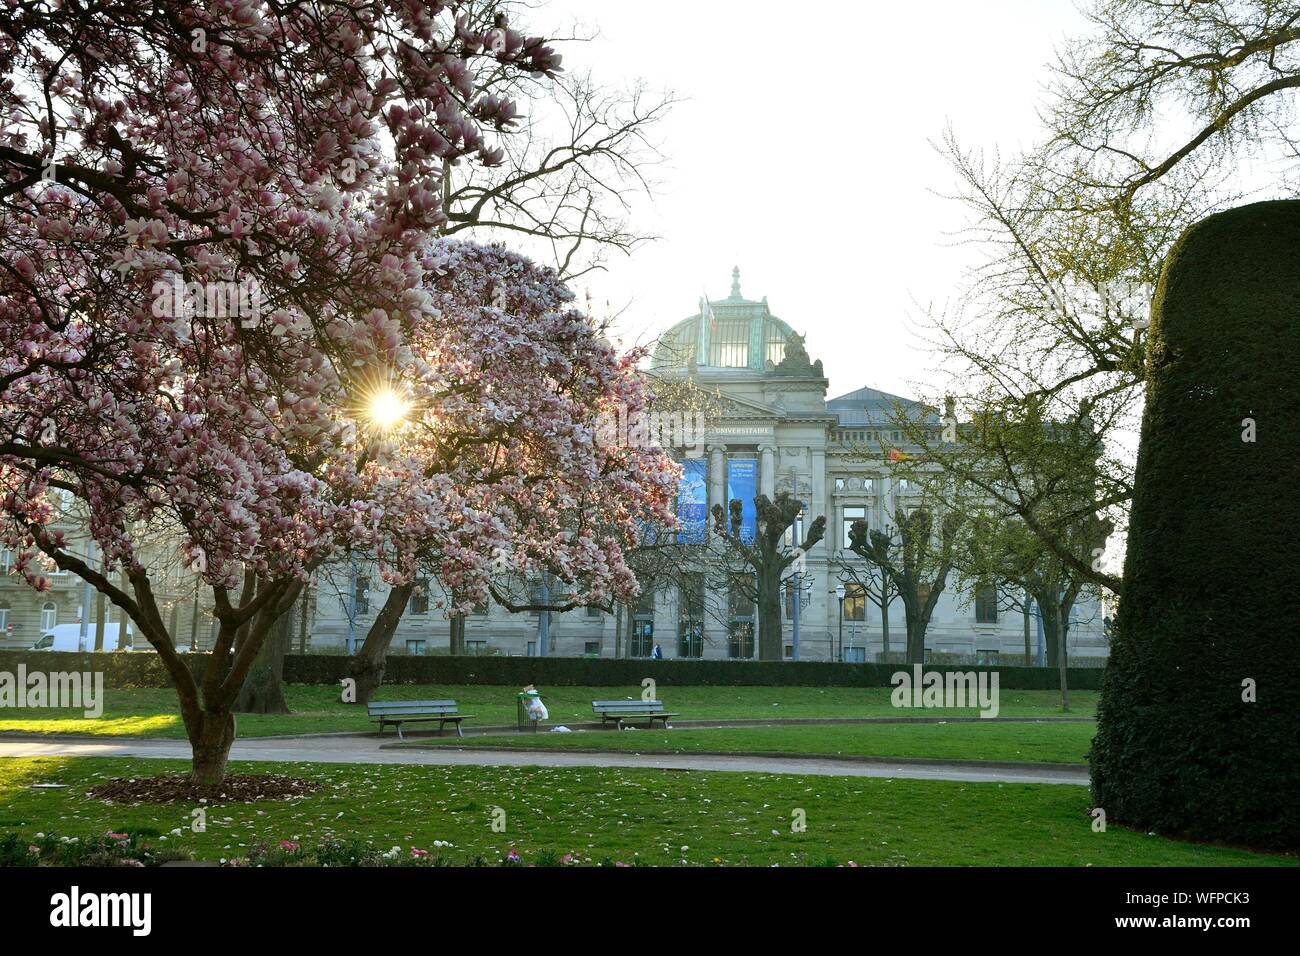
[0,649,1106,691]
[284,653,1103,690]
[1091,200,1300,850]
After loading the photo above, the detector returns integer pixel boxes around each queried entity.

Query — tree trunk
[613,602,623,658]
[346,582,413,706]
[297,586,311,654]
[188,709,237,787]
[93,591,106,652]
[449,615,466,655]
[880,598,890,660]
[1056,609,1070,711]
[907,619,923,663]
[1041,601,1061,668]
[189,585,200,652]
[117,571,130,649]
[234,606,292,714]
[757,567,783,661]
[1023,590,1032,665]
[903,598,926,663]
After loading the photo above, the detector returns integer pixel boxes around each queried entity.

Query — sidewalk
[0,734,1089,786]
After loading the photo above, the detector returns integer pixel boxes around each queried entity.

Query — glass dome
[651,268,799,371]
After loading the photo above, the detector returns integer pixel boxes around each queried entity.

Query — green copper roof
[651,267,799,371]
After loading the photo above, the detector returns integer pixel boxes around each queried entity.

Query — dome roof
[651,267,799,371]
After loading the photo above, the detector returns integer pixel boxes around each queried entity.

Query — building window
[586,604,603,618]
[834,478,845,492]
[764,320,788,365]
[843,646,867,663]
[975,585,998,624]
[842,506,866,549]
[40,602,57,631]
[976,649,999,665]
[677,573,704,658]
[678,620,703,658]
[896,478,913,494]
[861,478,875,494]
[629,620,653,658]
[526,640,537,656]
[409,579,430,615]
[784,644,794,659]
[728,576,755,619]
[0,602,8,632]
[467,640,487,655]
[728,621,755,659]
[584,641,601,657]
[0,549,11,574]
[710,317,750,368]
[844,582,866,622]
[354,576,370,616]
[405,640,427,655]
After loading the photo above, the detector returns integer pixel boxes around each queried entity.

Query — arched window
[40,602,57,631]
[710,318,750,367]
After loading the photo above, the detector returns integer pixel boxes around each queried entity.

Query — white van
[32,622,137,652]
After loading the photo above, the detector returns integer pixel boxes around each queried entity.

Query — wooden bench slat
[366,700,472,739]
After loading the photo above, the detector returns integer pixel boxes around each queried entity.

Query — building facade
[310,269,1110,663]
[0,491,217,653]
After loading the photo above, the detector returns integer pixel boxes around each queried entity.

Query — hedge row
[0,650,207,688]
[0,650,1105,690]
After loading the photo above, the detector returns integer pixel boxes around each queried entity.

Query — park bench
[591,699,679,730]
[367,700,473,740]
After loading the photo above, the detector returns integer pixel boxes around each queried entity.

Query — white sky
[541,0,1091,400]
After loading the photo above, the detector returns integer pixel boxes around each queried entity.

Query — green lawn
[0,755,1289,867]
[0,684,1095,738]
[409,721,1097,765]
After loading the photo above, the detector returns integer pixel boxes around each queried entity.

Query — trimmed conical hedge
[1091,200,1300,850]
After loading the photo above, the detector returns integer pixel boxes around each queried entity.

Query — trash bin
[517,692,540,732]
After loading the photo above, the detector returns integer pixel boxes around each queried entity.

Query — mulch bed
[87,773,321,804]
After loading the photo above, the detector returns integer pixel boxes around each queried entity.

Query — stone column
[706,443,730,658]
[810,448,826,524]
[708,444,726,512]
[759,445,776,499]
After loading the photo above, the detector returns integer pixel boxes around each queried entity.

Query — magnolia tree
[343,241,678,704]
[0,1,671,785]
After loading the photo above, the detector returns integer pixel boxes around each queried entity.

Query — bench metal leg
[396,723,404,741]
[456,721,464,738]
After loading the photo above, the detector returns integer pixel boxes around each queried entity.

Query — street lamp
[834,583,846,663]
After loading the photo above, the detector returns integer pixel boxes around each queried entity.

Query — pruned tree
[833,550,900,660]
[710,493,825,662]
[846,509,962,666]
[958,511,1106,710]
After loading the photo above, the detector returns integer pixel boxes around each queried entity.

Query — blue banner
[726,458,757,542]
[676,458,708,543]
